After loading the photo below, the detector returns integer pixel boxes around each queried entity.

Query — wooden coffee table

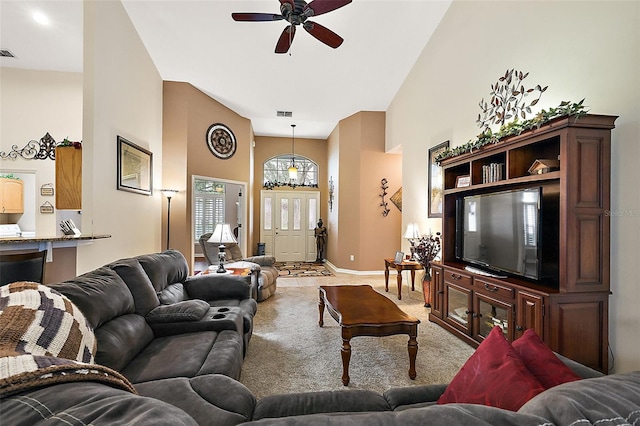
[318,285,420,386]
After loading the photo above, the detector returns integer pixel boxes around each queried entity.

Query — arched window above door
[263,155,318,188]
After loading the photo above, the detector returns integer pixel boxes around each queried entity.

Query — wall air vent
[277,111,293,118]
[0,49,15,58]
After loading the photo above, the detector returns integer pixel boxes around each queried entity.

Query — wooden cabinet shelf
[0,178,24,214]
[430,114,616,373]
[55,146,82,210]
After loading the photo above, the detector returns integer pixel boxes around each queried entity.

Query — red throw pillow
[512,329,581,389]
[437,326,545,411]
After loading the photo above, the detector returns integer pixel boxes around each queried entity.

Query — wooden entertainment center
[429,114,616,373]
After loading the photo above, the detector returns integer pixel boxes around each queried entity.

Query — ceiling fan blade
[232,13,284,22]
[303,21,343,49]
[304,0,352,17]
[275,25,296,54]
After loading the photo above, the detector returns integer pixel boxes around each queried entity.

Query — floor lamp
[161,189,178,250]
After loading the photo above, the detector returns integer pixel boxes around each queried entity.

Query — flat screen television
[455,186,558,281]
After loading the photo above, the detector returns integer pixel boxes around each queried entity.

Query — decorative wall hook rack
[328,176,334,212]
[380,178,390,217]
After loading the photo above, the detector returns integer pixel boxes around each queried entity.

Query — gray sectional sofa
[1,249,640,425]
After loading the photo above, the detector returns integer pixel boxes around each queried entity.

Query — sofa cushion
[512,329,581,389]
[94,314,154,371]
[519,371,640,425]
[437,326,545,411]
[110,258,160,316]
[135,374,256,426]
[48,267,135,329]
[146,300,210,323]
[159,283,187,304]
[121,330,243,383]
[1,382,198,426]
[136,250,190,293]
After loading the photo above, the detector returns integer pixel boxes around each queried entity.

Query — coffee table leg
[318,291,325,327]
[341,330,351,386]
[396,269,403,300]
[408,326,418,380]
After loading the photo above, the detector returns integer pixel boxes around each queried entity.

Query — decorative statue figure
[314,218,328,262]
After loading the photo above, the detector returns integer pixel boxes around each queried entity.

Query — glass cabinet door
[474,292,514,341]
[445,283,472,334]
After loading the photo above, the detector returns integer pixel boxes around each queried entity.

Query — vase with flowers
[412,232,442,307]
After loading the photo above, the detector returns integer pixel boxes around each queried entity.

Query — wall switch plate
[350,255,354,261]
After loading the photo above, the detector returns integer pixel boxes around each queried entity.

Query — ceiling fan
[232,0,352,54]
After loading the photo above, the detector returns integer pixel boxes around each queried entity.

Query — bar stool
[0,250,47,286]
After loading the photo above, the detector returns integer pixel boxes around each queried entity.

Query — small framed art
[456,175,471,188]
[117,136,153,196]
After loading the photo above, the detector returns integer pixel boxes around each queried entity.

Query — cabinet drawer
[474,277,515,299]
[443,268,472,287]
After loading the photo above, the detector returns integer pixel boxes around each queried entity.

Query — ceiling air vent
[277,111,293,118]
[0,49,15,58]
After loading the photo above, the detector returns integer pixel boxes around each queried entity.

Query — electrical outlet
[350,255,354,261]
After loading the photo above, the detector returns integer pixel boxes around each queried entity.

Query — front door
[260,190,320,262]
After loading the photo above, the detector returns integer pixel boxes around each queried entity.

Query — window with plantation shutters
[194,179,225,240]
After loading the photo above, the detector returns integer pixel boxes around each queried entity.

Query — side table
[384,259,422,300]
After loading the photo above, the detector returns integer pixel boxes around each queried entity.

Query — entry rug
[274,261,332,277]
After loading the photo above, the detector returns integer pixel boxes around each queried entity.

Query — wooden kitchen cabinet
[55,146,82,210]
[0,178,24,213]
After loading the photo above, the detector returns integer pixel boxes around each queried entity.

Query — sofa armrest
[184,274,252,301]
[383,384,447,410]
[555,353,605,379]
[243,255,276,267]
[252,390,390,420]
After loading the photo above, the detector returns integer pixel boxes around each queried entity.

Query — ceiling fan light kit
[232,0,352,54]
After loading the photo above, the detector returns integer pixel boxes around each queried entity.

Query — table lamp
[208,223,237,273]
[403,223,421,260]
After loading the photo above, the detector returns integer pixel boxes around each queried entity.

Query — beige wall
[163,81,253,269]
[253,134,328,255]
[333,111,402,271]
[387,1,640,373]
[80,0,163,271]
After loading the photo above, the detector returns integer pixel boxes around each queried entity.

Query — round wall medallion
[206,123,237,159]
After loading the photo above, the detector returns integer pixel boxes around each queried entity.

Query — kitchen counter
[0,234,111,263]
[0,234,111,244]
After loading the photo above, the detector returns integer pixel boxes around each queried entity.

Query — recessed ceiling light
[32,11,50,26]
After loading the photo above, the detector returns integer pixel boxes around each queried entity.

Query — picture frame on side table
[394,251,405,264]
[117,136,153,196]
[428,140,449,218]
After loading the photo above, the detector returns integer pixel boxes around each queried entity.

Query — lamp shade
[208,223,237,244]
[288,165,298,179]
[403,223,421,239]
[161,189,178,199]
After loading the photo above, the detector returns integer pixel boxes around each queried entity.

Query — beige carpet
[240,280,474,399]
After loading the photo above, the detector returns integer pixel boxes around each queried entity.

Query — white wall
[0,68,83,236]
[387,1,640,373]
[79,0,163,271]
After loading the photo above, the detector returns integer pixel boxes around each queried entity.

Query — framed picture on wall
[117,136,153,196]
[428,140,449,218]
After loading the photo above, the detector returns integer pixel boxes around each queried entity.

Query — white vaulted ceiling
[0,0,451,139]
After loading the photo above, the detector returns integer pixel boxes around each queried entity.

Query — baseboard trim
[325,261,385,276]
